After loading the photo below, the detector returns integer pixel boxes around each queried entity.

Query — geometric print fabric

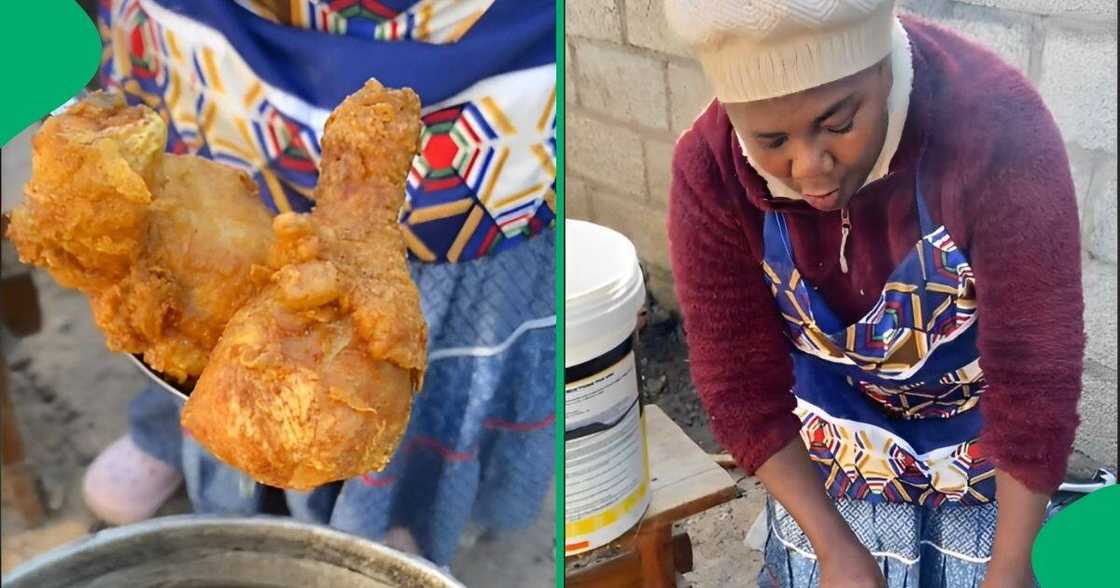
[99,0,555,263]
[762,178,993,506]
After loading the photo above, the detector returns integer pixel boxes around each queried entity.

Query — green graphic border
[0,1,99,148]
[554,1,566,585]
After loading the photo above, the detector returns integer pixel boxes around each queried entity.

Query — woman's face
[725,59,893,212]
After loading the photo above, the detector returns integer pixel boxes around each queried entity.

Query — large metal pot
[2,516,464,588]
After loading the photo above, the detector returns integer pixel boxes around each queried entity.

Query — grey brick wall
[565,0,1118,466]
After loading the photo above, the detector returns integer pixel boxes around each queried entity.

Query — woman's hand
[981,470,1048,588]
[818,537,886,587]
[755,440,885,587]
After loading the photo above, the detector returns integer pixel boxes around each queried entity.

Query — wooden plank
[644,405,737,523]
[636,522,676,587]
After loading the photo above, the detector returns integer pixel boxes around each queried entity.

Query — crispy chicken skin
[181,80,428,490]
[6,93,274,381]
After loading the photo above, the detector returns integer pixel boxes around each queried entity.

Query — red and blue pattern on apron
[760,164,995,507]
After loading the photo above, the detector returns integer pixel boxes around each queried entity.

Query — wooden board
[643,404,738,525]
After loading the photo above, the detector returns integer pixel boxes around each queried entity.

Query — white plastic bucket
[564,220,651,556]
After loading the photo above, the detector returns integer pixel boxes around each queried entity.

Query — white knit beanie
[664,0,898,103]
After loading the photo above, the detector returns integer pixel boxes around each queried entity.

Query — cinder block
[1039,27,1118,152]
[1083,159,1117,264]
[567,110,647,199]
[1082,258,1117,372]
[574,41,669,130]
[667,61,714,136]
[1066,145,1098,222]
[644,137,675,208]
[954,0,1117,21]
[592,191,672,271]
[565,41,578,107]
[624,0,691,57]
[1076,359,1119,468]
[568,0,623,43]
[900,2,1033,74]
[564,174,595,220]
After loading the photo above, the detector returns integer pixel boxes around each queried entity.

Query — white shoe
[383,526,420,555]
[81,435,183,526]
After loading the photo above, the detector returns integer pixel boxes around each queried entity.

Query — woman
[663,1,1083,586]
[81,0,556,568]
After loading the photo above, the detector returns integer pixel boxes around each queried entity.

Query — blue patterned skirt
[759,496,1007,588]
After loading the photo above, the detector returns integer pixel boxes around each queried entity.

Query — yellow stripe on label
[565,413,651,541]
[565,480,648,539]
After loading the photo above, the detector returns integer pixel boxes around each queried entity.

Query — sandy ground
[0,126,554,586]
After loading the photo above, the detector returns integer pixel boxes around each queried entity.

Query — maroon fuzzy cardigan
[667,15,1085,494]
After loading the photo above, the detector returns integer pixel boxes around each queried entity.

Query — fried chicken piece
[6,93,274,381]
[181,80,428,490]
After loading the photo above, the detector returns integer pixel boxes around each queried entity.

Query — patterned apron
[758,162,1003,587]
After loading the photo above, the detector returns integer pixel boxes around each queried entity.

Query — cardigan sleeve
[667,129,801,474]
[963,85,1086,494]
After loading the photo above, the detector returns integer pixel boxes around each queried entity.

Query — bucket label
[564,350,651,555]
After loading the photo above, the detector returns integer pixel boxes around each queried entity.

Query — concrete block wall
[565,0,1117,466]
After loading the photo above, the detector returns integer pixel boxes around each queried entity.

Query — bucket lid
[565,220,645,367]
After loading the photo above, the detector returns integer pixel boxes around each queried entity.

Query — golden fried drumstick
[181,80,428,490]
